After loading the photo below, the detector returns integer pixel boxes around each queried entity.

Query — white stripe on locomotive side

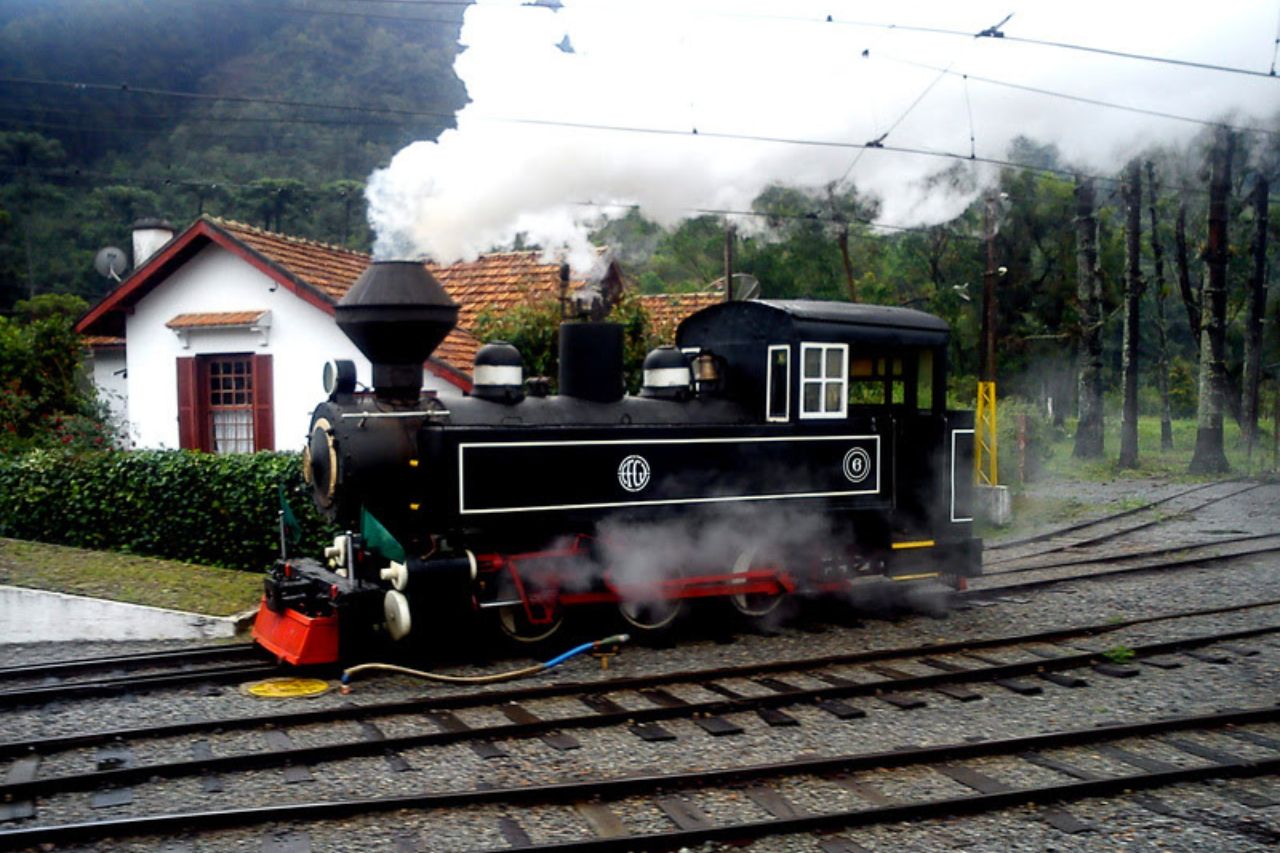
[457,434,881,515]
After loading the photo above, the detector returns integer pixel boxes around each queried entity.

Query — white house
[76,216,641,453]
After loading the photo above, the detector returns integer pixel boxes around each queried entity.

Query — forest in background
[1,0,1278,454]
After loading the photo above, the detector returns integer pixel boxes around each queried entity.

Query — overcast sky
[367,0,1280,268]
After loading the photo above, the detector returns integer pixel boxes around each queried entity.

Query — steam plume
[367,0,1277,270]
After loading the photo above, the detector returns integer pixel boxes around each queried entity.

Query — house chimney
[131,218,175,267]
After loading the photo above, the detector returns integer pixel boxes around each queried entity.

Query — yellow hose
[339,633,628,690]
[341,660,545,685]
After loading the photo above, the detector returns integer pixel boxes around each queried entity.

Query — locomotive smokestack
[559,321,624,403]
[336,261,459,400]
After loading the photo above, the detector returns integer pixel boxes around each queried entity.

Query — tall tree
[1241,175,1270,464]
[1174,202,1201,344]
[1073,177,1105,458]
[1146,161,1174,450]
[1118,160,1143,468]
[0,132,66,300]
[1189,128,1235,474]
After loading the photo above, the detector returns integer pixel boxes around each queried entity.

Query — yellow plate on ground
[242,677,332,699]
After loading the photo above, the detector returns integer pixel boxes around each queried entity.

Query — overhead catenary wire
[324,0,1280,83]
[571,199,985,242]
[0,159,980,240]
[777,11,1280,81]
[5,59,1255,200]
[872,52,1278,137]
[1272,3,1280,76]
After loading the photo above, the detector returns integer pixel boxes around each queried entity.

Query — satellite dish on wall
[711,273,760,300]
[731,273,761,300]
[94,246,129,282]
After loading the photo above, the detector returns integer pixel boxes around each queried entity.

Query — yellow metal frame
[975,381,998,486]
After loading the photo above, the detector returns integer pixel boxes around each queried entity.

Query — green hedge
[0,450,338,570]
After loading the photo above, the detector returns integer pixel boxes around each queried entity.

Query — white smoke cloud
[367,0,1278,270]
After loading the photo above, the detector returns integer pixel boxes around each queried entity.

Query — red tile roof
[81,335,125,348]
[427,251,578,332]
[433,326,482,372]
[77,217,645,383]
[639,292,723,337]
[165,310,267,329]
[211,219,369,301]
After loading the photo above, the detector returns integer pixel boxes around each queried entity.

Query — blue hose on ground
[340,633,630,689]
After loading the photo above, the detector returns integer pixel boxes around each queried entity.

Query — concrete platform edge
[0,584,251,644]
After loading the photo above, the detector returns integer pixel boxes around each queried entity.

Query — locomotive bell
[336,261,459,400]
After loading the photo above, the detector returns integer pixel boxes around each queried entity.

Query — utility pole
[723,223,736,302]
[975,192,999,486]
[980,194,998,383]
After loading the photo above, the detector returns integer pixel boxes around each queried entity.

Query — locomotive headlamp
[306,417,338,510]
[322,359,357,398]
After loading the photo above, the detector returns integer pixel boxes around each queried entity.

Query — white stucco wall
[123,245,465,451]
[87,347,131,445]
[125,246,369,451]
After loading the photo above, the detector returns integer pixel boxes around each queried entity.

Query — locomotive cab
[676,300,979,581]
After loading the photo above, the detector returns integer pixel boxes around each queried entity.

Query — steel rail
[0,662,287,709]
[478,755,1280,853]
[983,530,1280,577]
[0,643,263,684]
[4,623,1275,802]
[984,480,1266,566]
[1,597,1274,761]
[1,705,1275,849]
[972,541,1280,597]
[984,478,1247,552]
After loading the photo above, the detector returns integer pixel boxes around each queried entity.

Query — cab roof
[677,299,949,349]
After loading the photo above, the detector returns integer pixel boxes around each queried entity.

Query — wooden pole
[723,224,736,302]
[980,194,998,383]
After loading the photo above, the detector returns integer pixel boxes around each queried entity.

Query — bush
[0,449,337,570]
[996,397,1056,484]
[0,294,114,453]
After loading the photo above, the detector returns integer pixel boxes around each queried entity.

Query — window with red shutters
[175,354,274,452]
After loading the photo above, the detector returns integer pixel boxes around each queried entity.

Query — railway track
[0,599,1275,848]
[983,478,1265,567]
[971,532,1280,597]
[1,597,1274,759]
[0,642,263,685]
[0,643,284,709]
[2,702,1274,849]
[983,530,1280,577]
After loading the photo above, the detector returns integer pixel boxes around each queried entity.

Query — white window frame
[765,344,790,423]
[799,342,848,419]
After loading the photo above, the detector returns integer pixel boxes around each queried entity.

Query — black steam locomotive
[253,261,981,664]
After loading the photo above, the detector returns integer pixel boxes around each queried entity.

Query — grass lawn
[0,537,263,617]
[985,412,1276,540]
[1038,414,1277,482]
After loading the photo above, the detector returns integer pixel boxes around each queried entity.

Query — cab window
[766,345,789,422]
[800,343,847,419]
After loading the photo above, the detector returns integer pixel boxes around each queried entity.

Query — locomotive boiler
[253,260,981,664]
